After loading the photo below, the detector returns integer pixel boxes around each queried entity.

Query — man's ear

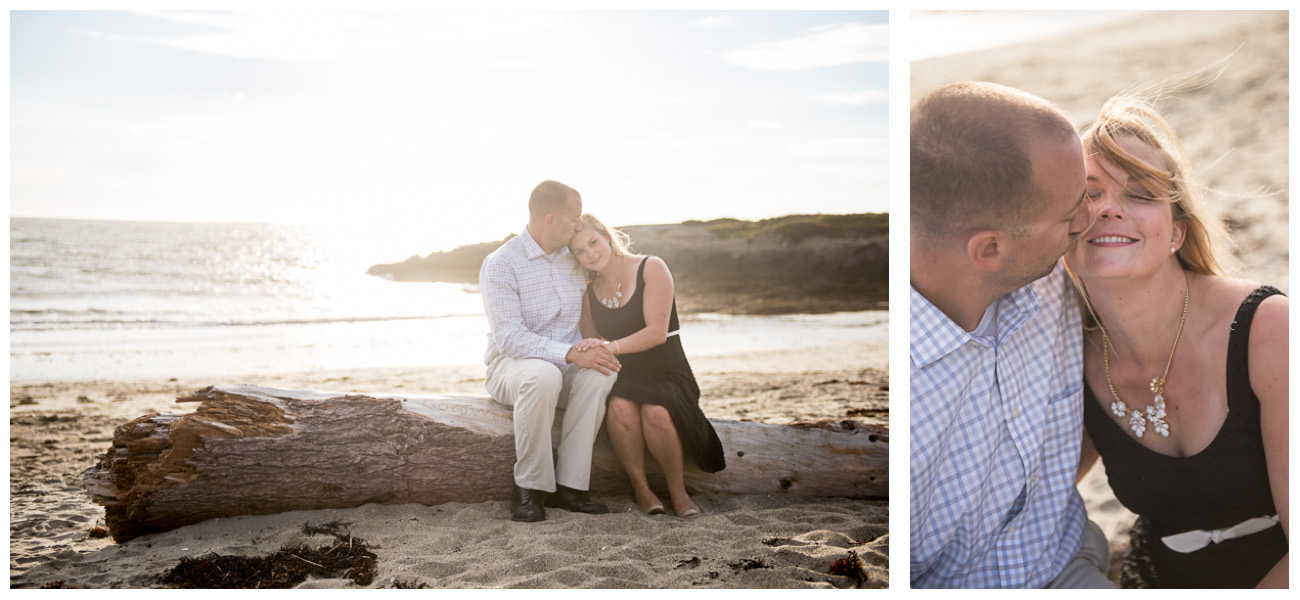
[967,230,1005,272]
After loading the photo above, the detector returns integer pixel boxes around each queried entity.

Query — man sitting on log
[479,180,622,522]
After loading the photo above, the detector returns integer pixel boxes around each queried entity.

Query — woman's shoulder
[1203,274,1286,348]
[1199,275,1284,313]
[635,255,671,274]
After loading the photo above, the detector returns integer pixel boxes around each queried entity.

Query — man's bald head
[911,82,1079,243]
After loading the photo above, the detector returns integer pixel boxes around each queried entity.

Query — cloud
[746,121,783,129]
[129,115,221,145]
[785,135,889,164]
[791,138,888,182]
[688,15,735,30]
[808,90,887,106]
[616,134,686,152]
[71,10,560,62]
[724,22,886,70]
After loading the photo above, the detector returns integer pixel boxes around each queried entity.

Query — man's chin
[1002,260,1060,292]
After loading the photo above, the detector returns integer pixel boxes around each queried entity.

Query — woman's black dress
[1083,286,1287,588]
[588,257,725,473]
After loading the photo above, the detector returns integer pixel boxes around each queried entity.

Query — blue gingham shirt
[910,263,1087,588]
[480,227,588,367]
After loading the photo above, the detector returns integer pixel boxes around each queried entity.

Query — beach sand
[10,338,888,589]
[913,10,1288,580]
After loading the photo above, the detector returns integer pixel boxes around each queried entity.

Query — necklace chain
[1100,277,1189,439]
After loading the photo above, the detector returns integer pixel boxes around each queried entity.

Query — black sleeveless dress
[1083,286,1287,588]
[588,257,725,473]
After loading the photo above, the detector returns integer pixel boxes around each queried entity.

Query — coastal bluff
[367,214,888,314]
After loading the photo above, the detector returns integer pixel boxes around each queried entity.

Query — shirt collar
[910,278,1043,368]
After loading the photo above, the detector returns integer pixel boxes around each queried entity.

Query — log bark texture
[84,385,887,542]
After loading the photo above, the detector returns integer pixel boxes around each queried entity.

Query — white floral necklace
[1099,279,1189,439]
[597,259,625,309]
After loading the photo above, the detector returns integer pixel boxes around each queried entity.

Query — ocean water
[10,218,886,383]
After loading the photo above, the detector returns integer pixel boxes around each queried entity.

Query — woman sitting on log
[568,214,725,517]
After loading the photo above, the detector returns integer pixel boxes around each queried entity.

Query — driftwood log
[84,385,888,542]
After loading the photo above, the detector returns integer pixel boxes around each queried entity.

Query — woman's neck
[1082,261,1193,366]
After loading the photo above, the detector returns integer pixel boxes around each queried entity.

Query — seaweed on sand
[158,522,378,588]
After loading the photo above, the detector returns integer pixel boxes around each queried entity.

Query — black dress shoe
[544,485,609,514]
[510,484,546,522]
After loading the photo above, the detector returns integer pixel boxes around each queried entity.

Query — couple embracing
[910,83,1288,588]
[479,180,725,524]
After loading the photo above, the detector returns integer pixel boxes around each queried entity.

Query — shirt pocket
[1047,382,1082,405]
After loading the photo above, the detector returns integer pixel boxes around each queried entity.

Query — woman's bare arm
[1250,294,1288,588]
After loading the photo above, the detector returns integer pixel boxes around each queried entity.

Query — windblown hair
[1077,96,1229,276]
[529,180,578,220]
[911,81,1078,243]
[575,214,635,281]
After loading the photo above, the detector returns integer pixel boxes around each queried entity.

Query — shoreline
[10,339,888,588]
[10,310,886,386]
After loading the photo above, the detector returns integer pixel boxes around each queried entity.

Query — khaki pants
[485,354,616,492]
[1045,520,1115,589]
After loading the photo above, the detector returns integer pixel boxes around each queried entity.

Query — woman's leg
[606,396,662,513]
[640,403,700,516]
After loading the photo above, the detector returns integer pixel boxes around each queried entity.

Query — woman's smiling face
[1069,135,1186,281]
[569,227,612,272]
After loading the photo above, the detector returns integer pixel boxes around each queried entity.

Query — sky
[10,10,888,259]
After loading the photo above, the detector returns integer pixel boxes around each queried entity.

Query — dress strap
[635,256,649,287]
[1226,285,1284,409]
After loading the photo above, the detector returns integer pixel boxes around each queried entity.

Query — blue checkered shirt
[480,228,588,367]
[910,263,1087,588]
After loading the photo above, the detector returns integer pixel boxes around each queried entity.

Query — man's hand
[566,344,621,375]
[575,337,605,352]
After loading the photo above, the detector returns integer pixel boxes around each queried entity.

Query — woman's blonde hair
[574,214,635,281]
[1078,95,1231,277]
[1068,93,1237,332]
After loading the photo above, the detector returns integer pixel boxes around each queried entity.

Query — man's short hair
[529,180,578,220]
[911,82,1077,241]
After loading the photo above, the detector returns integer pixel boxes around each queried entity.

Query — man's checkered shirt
[910,264,1088,588]
[480,228,589,367]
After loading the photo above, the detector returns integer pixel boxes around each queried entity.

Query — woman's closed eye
[1124,187,1156,202]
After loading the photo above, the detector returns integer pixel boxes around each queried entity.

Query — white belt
[1160,515,1280,553]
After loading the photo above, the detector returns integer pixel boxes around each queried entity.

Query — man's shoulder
[483,234,526,265]
[909,285,970,369]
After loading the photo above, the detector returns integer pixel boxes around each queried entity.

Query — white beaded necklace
[1099,278,1189,439]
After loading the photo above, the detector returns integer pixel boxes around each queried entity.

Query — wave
[9,313,483,332]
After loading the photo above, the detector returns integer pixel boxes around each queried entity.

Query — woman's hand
[575,337,606,352]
